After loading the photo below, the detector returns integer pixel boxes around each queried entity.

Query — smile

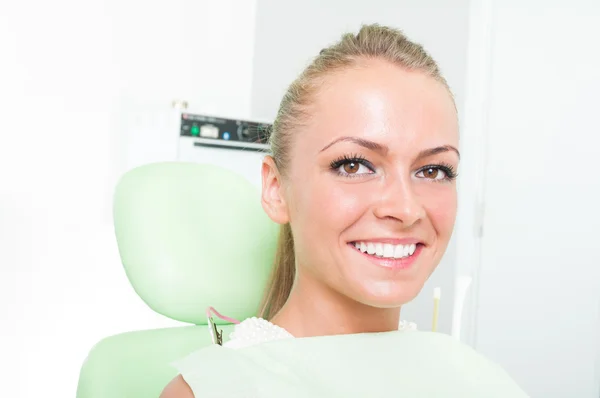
[348,240,424,270]
[352,241,417,259]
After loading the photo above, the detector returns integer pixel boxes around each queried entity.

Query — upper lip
[350,238,424,245]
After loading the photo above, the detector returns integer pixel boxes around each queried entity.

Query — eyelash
[329,154,375,178]
[329,155,458,182]
[418,162,458,182]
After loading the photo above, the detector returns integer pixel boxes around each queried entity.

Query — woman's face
[264,59,459,308]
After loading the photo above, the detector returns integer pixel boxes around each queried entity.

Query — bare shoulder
[160,375,194,398]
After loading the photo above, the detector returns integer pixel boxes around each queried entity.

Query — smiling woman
[161,23,463,397]
[260,54,460,335]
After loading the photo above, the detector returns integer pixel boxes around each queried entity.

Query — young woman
[162,23,460,397]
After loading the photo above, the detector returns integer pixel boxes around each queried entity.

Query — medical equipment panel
[180,113,271,151]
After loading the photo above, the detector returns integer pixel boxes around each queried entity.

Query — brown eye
[416,164,456,182]
[343,162,360,174]
[423,168,439,179]
[331,157,374,177]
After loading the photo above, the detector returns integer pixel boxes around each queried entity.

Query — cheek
[322,186,366,222]
[419,184,457,237]
[290,177,369,237]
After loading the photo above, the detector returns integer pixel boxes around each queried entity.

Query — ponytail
[258,223,295,320]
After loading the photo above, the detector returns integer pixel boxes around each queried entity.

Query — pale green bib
[173,330,529,397]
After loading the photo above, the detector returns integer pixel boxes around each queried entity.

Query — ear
[261,156,289,224]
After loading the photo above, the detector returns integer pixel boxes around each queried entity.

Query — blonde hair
[258,23,452,319]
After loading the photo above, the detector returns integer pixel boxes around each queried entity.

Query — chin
[351,281,425,309]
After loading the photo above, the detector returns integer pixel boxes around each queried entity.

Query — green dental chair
[76,162,279,397]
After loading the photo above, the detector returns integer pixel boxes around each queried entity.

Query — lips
[352,241,417,259]
[348,240,424,270]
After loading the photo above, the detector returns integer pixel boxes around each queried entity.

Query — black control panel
[180,113,272,151]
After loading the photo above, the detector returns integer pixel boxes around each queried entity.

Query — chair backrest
[76,162,279,397]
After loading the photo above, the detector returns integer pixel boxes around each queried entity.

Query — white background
[0,1,257,396]
[0,0,599,397]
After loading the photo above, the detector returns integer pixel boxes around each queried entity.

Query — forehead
[299,60,458,154]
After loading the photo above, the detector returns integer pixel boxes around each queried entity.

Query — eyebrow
[418,145,461,159]
[320,136,460,159]
[320,136,388,153]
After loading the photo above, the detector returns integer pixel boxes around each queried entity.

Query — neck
[270,273,401,338]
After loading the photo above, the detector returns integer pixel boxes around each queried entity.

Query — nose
[372,175,425,227]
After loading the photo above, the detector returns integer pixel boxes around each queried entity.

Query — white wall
[250,0,472,336]
[468,1,600,397]
[0,1,257,396]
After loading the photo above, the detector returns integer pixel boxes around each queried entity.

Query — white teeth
[409,244,416,255]
[383,244,394,258]
[353,241,419,259]
[367,243,376,255]
[393,245,404,259]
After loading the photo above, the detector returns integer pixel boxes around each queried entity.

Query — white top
[222,317,418,349]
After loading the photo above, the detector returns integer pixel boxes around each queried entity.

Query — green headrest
[113,162,279,325]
